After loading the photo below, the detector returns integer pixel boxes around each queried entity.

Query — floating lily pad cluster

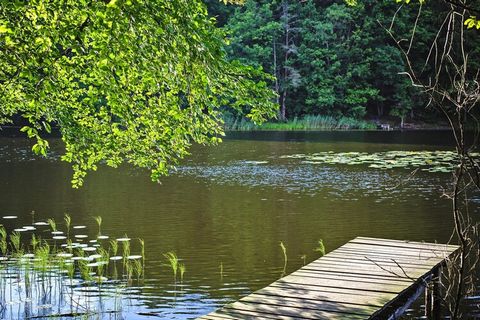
[281,151,480,173]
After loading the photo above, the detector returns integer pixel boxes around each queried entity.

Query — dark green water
[0,130,469,319]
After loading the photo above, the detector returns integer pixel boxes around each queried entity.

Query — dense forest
[205,0,480,128]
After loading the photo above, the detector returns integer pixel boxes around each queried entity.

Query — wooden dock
[198,237,459,320]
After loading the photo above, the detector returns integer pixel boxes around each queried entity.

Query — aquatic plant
[300,254,307,266]
[110,239,119,256]
[30,233,39,252]
[164,251,179,282]
[64,213,72,238]
[94,216,102,235]
[0,226,7,255]
[139,238,145,278]
[314,239,326,257]
[280,241,287,277]
[10,231,22,255]
[179,263,186,283]
[121,236,130,264]
[0,213,146,318]
[133,259,143,282]
[47,218,57,232]
[280,150,480,173]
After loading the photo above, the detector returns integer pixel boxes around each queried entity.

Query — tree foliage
[0,0,276,186]
[210,0,480,124]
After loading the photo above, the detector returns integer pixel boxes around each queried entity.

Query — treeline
[205,0,480,127]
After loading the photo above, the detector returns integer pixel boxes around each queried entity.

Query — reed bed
[0,214,146,319]
[224,114,376,131]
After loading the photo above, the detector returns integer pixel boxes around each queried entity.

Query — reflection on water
[0,131,470,319]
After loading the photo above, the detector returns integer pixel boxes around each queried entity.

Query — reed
[163,251,179,282]
[121,237,130,266]
[110,239,119,256]
[47,218,57,232]
[139,238,145,278]
[224,114,376,131]
[0,213,146,318]
[64,213,71,238]
[10,231,22,256]
[30,233,39,252]
[300,254,307,266]
[0,226,7,255]
[133,260,143,282]
[314,239,326,257]
[94,216,102,236]
[179,263,186,283]
[280,241,287,277]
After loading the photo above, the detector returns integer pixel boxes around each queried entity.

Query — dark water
[0,130,470,319]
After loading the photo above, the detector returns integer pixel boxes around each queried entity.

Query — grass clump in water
[280,241,287,277]
[164,251,179,282]
[314,239,326,257]
[0,213,146,318]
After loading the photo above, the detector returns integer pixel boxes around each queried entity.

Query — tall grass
[224,114,376,131]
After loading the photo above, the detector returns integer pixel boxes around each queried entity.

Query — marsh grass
[224,114,376,131]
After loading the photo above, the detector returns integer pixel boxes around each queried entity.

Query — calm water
[0,130,470,319]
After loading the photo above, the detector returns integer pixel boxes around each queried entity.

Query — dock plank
[197,237,459,319]
[223,301,367,319]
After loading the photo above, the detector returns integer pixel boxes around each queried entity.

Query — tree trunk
[281,92,287,121]
[280,0,290,121]
[377,104,384,117]
[273,40,280,106]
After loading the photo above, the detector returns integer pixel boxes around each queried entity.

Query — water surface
[0,130,467,319]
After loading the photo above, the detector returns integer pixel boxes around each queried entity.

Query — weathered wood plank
[276,275,407,293]
[340,243,452,257]
[355,237,458,250]
[253,286,390,307]
[268,282,400,299]
[307,258,435,272]
[240,294,375,315]
[223,301,367,319]
[295,268,414,283]
[325,251,441,267]
[292,270,414,286]
[330,249,445,266]
[197,237,459,320]
[301,262,429,279]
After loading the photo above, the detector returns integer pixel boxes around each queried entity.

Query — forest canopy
[206,0,480,125]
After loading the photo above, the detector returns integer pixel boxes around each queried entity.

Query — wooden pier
[198,237,459,320]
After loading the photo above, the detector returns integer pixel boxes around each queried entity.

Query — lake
[0,130,469,319]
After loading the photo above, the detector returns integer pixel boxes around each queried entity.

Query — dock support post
[425,266,442,320]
